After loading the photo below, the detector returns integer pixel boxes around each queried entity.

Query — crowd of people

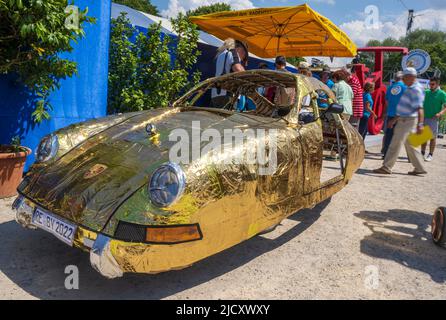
[211,38,446,177]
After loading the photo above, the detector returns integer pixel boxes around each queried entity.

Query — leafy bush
[0,0,94,123]
[107,12,201,114]
[113,0,159,16]
[186,3,231,18]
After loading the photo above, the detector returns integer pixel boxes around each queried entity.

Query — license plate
[32,208,77,246]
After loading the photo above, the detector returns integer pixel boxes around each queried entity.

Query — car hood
[18,108,267,231]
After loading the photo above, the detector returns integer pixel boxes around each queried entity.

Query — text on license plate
[32,208,77,246]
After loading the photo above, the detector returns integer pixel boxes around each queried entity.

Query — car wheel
[432,207,446,248]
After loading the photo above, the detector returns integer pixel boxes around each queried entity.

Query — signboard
[417,78,431,89]
[402,49,431,74]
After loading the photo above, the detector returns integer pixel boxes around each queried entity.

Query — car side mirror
[326,103,344,114]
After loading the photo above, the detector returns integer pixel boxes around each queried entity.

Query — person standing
[298,61,311,75]
[275,56,288,72]
[421,77,446,162]
[265,56,292,103]
[258,62,269,70]
[382,72,407,158]
[359,82,377,141]
[317,69,333,109]
[271,56,296,107]
[321,68,334,89]
[347,70,364,130]
[332,70,353,119]
[211,38,249,108]
[373,68,427,176]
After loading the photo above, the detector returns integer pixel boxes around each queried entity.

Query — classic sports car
[13,70,364,278]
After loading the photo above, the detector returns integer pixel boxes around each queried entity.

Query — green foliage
[365,29,446,83]
[440,117,446,134]
[10,136,27,152]
[0,0,95,123]
[186,3,231,18]
[286,57,305,68]
[107,13,201,114]
[113,0,159,16]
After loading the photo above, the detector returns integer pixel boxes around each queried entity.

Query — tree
[364,29,446,83]
[186,3,231,18]
[113,0,159,16]
[286,57,306,68]
[108,13,201,114]
[0,0,94,123]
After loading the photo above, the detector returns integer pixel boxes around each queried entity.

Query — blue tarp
[0,0,112,170]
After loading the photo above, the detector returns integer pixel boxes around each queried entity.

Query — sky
[151,0,446,46]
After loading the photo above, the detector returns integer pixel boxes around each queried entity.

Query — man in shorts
[422,77,446,162]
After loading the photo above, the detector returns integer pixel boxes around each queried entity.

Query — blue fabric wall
[0,0,111,170]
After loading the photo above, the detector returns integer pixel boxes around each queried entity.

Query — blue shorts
[425,118,439,137]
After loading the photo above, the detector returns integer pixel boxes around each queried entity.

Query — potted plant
[0,137,31,199]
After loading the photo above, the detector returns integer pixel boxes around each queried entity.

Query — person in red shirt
[339,69,364,129]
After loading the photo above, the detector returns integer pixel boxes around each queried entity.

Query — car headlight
[36,134,59,163]
[149,162,186,208]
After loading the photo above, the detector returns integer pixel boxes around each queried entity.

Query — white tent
[112,3,227,47]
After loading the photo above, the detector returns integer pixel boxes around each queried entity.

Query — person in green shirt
[422,77,446,162]
[331,70,353,119]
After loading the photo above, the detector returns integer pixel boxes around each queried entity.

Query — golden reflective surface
[17,71,365,274]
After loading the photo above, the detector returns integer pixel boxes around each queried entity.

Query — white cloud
[310,0,335,5]
[340,9,446,47]
[162,0,255,18]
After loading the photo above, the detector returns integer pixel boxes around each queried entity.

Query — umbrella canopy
[190,4,357,58]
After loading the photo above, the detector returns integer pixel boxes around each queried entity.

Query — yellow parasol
[190,4,357,58]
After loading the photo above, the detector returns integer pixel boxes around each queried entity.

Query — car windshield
[174,70,299,118]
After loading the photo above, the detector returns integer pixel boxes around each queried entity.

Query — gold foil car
[14,70,364,278]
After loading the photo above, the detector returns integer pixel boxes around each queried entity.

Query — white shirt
[212,50,241,98]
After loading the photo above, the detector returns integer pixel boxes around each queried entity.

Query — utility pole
[406,9,414,36]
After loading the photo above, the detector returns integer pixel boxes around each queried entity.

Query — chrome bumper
[13,196,124,279]
[13,196,37,230]
[90,234,124,279]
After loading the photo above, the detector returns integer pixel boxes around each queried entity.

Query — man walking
[421,77,446,162]
[373,68,427,176]
[382,72,407,158]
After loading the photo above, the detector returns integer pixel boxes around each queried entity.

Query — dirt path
[0,138,445,300]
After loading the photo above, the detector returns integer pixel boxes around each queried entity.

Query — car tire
[432,207,446,248]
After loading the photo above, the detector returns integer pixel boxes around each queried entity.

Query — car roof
[208,70,299,91]
[175,70,336,109]
[206,70,333,98]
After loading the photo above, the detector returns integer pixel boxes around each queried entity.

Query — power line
[398,0,409,10]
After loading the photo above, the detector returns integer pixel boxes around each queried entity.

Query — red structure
[353,47,409,135]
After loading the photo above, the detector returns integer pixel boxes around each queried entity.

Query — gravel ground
[0,137,445,300]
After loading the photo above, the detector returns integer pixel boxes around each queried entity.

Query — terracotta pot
[0,145,31,199]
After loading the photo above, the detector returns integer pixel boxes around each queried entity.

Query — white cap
[403,67,417,76]
[299,61,310,69]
